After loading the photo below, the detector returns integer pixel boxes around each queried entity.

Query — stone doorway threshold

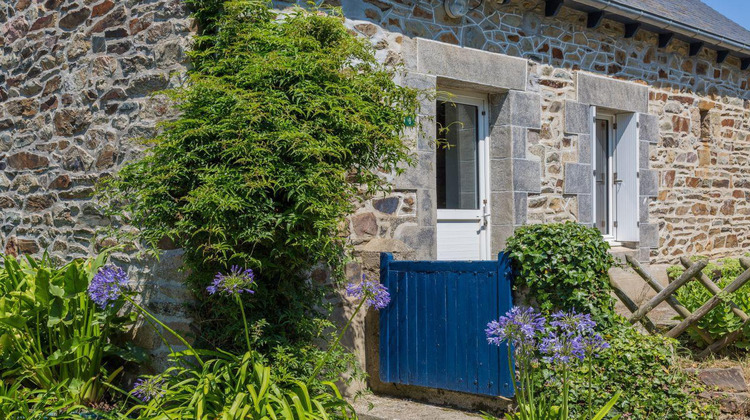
[351,395,484,420]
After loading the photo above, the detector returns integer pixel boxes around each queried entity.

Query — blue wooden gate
[378,253,514,397]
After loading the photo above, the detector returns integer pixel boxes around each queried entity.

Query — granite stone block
[416,38,527,91]
[565,101,592,134]
[563,163,593,195]
[639,113,660,144]
[640,169,658,197]
[513,159,541,193]
[639,223,659,248]
[577,72,648,114]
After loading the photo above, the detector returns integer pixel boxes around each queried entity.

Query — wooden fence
[610,256,750,358]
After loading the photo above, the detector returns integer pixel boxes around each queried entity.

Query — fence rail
[610,256,750,358]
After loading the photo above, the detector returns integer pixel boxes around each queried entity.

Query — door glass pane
[594,119,610,235]
[436,101,480,210]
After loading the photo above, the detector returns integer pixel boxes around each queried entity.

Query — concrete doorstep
[351,395,485,420]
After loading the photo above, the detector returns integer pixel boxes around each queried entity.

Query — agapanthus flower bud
[207,265,255,296]
[131,376,164,402]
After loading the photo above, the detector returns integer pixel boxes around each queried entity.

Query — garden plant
[669,256,750,349]
[0,250,393,418]
[484,307,620,420]
[98,0,421,388]
[505,223,718,419]
[0,253,144,408]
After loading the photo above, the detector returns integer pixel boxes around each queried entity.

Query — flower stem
[236,295,252,352]
[587,357,593,420]
[562,367,570,420]
[308,298,365,384]
[126,297,204,367]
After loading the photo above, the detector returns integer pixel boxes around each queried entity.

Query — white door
[436,94,490,261]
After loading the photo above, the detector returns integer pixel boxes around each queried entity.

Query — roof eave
[571,0,750,58]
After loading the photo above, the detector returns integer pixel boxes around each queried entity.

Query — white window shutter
[615,113,639,242]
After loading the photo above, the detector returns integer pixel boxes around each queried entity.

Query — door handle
[482,206,491,227]
[613,172,623,184]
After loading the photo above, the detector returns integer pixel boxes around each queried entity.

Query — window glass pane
[594,119,610,235]
[436,101,480,210]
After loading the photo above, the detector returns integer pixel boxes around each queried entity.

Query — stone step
[609,246,638,264]
[685,367,750,417]
[352,395,484,420]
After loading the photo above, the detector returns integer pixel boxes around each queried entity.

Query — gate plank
[379,253,393,382]
[397,269,408,384]
[378,253,514,397]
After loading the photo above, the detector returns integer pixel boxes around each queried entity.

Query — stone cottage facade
[332,0,750,267]
[2,0,750,404]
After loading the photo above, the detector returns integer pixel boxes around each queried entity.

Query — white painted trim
[594,111,617,240]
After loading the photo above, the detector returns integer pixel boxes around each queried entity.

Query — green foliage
[127,351,354,420]
[537,321,717,419]
[99,0,419,381]
[506,222,617,326]
[670,256,750,348]
[0,253,143,405]
[99,0,418,276]
[0,382,78,419]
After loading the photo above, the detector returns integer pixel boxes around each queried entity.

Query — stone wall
[0,0,193,364]
[321,0,750,265]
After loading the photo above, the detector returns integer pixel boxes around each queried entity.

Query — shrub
[670,257,750,348]
[538,321,718,419]
[0,253,144,406]
[505,222,617,326]
[99,0,420,381]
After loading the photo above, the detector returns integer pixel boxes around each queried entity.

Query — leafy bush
[121,262,362,419]
[669,256,750,348]
[537,321,717,419]
[506,222,617,326]
[99,0,419,381]
[0,253,143,405]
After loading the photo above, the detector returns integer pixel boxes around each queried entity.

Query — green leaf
[0,315,26,330]
[47,297,66,327]
[34,269,51,306]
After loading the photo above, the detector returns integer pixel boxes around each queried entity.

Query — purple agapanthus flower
[131,376,164,402]
[486,306,546,350]
[549,310,596,336]
[540,330,586,365]
[346,276,391,309]
[582,332,610,357]
[207,265,255,296]
[88,265,129,309]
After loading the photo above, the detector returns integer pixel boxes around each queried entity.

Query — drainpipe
[573,0,750,57]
